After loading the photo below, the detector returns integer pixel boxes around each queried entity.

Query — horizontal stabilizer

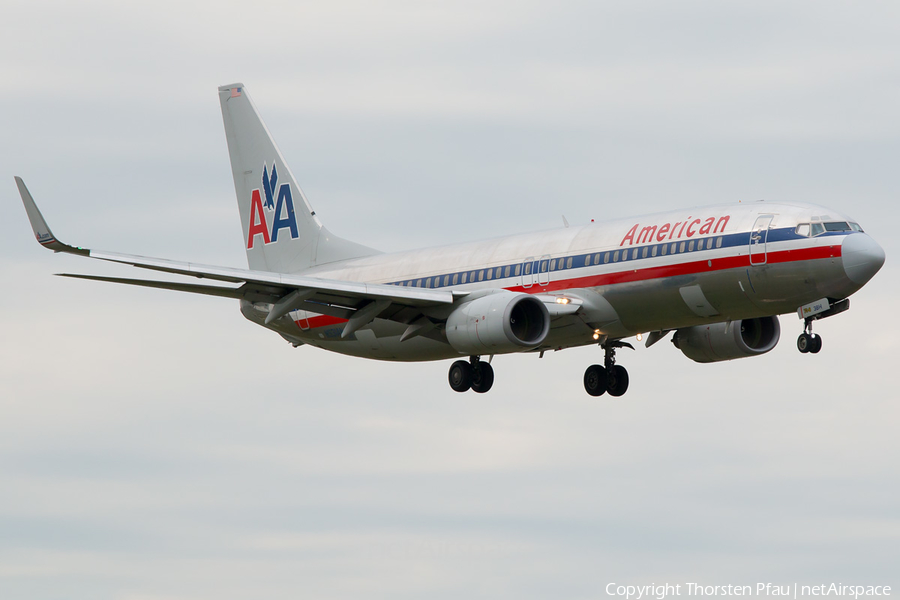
[57,274,245,298]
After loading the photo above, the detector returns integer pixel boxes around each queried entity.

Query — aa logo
[247,163,299,249]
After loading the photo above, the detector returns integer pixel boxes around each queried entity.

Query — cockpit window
[824,221,851,232]
[796,221,862,237]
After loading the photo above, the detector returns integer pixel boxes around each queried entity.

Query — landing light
[556,297,570,304]
[636,333,643,342]
[593,329,601,341]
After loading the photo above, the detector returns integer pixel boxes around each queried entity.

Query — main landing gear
[797,319,822,354]
[584,341,631,397]
[448,356,494,393]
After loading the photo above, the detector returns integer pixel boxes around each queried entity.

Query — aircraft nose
[842,233,886,285]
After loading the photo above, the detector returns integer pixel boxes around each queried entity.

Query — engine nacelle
[446,291,550,355]
[673,316,781,363]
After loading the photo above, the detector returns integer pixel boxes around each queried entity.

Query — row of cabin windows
[393,235,725,288]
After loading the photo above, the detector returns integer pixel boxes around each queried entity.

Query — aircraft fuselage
[244,201,880,362]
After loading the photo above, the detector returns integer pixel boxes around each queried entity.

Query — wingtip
[16,179,89,256]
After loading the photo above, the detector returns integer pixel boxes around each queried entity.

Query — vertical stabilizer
[218,84,378,273]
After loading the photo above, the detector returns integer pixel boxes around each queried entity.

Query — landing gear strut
[584,341,631,397]
[448,356,494,393]
[797,318,822,354]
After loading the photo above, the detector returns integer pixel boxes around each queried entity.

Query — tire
[797,333,811,353]
[583,364,607,397]
[810,334,822,354]
[471,362,495,393]
[448,360,472,392]
[607,365,630,397]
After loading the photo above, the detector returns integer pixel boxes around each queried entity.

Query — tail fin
[218,83,379,273]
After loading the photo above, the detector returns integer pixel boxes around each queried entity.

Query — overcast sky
[2,2,899,599]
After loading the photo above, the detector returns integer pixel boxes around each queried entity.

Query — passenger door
[522,256,534,288]
[538,254,551,286]
[749,215,774,265]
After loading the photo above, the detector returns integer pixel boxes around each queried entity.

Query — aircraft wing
[16,177,456,331]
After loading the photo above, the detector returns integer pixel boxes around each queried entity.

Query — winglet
[15,177,89,255]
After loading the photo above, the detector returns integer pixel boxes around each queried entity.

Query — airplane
[16,83,886,396]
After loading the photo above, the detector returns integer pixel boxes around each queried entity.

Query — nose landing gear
[448,356,495,393]
[584,341,632,397]
[797,319,822,354]
[795,298,851,355]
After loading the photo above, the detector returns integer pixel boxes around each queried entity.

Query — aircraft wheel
[471,362,494,394]
[607,365,630,397]
[797,333,812,353]
[810,334,822,354]
[583,364,607,397]
[448,360,472,392]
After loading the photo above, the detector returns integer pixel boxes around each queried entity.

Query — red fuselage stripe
[294,245,842,330]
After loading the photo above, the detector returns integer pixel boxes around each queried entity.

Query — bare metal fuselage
[245,201,869,361]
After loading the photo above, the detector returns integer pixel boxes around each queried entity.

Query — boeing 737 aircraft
[16,84,886,396]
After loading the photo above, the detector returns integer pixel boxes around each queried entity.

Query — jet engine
[673,316,780,363]
[445,291,550,355]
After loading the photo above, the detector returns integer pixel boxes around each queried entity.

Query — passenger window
[525,263,532,275]
[594,253,601,265]
[642,247,649,258]
[550,259,556,271]
[452,274,459,285]
[486,269,492,280]
[716,237,723,248]
[633,248,639,260]
[514,264,521,276]
[613,251,619,262]
[679,242,686,253]
[461,273,467,284]
[541,261,548,273]
[566,257,573,269]
[495,267,502,278]
[661,244,667,256]
[604,252,610,263]
[688,240,695,252]
[651,245,658,257]
[697,239,704,250]
[504,265,511,277]
[478,270,484,281]
[443,275,450,286]
[425,278,432,288]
